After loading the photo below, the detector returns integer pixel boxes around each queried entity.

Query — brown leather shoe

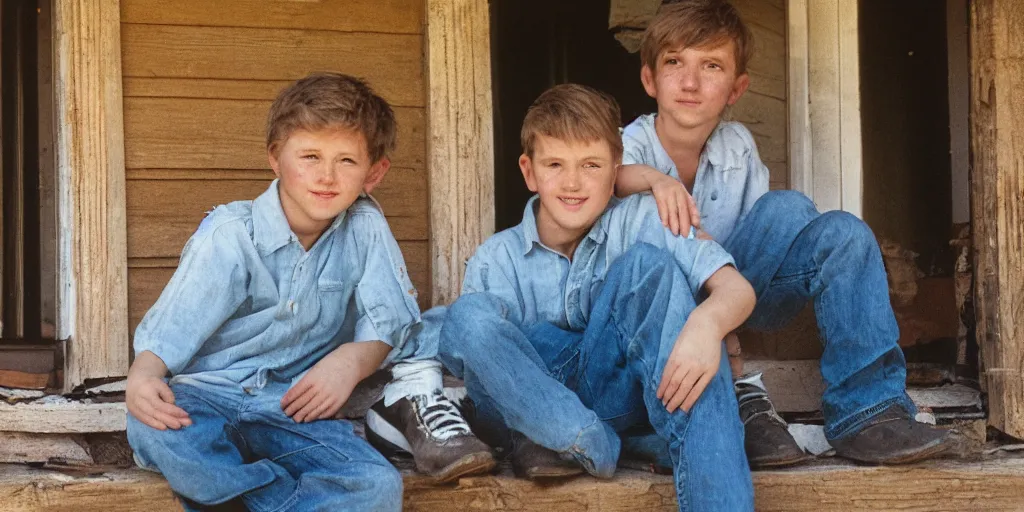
[830,404,955,464]
[510,435,584,480]
[737,379,812,469]
[366,392,496,483]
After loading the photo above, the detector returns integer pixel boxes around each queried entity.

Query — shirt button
[287,299,298,314]
[711,192,718,201]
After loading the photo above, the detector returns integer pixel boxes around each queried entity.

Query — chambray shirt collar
[251,179,347,255]
[640,114,747,173]
[518,195,610,256]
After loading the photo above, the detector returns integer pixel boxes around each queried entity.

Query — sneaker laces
[413,390,472,441]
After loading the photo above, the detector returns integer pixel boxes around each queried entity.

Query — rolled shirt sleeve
[132,218,249,375]
[352,212,421,348]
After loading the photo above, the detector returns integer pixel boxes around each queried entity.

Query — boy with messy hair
[437,83,755,510]
[618,0,954,467]
[126,73,492,512]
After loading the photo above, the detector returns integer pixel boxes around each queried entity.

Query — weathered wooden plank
[0,402,127,433]
[0,464,181,512]
[124,173,427,258]
[5,458,1024,511]
[120,24,424,108]
[128,241,431,334]
[970,0,1024,439]
[123,77,424,108]
[731,91,787,167]
[745,359,982,413]
[120,0,424,34]
[427,0,495,306]
[0,432,93,465]
[123,98,425,170]
[53,0,131,389]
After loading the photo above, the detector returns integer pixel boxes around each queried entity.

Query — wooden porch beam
[426,0,495,306]
[53,0,130,390]
[970,0,1024,439]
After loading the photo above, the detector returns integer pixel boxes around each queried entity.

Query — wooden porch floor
[4,455,1024,511]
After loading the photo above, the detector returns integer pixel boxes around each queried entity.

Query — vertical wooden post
[970,0,1024,439]
[54,0,130,389]
[426,0,495,306]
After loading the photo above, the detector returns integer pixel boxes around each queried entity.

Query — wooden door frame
[787,0,863,217]
[425,0,495,306]
[53,0,130,391]
[969,0,1024,439]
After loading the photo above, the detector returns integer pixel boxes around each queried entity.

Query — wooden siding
[731,0,788,190]
[120,0,429,341]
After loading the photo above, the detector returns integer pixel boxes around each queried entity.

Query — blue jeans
[724,191,915,440]
[439,243,753,512]
[127,378,402,512]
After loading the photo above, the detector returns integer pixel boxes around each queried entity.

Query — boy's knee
[818,210,875,250]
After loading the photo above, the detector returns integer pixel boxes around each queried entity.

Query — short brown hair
[641,0,753,75]
[266,72,396,162]
[520,84,623,161]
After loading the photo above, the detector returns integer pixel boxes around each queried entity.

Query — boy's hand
[281,350,360,423]
[649,173,701,236]
[657,312,724,414]
[126,374,192,431]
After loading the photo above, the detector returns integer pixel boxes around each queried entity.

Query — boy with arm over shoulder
[617,0,955,467]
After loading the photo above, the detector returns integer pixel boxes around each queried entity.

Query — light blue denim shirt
[622,115,769,244]
[133,180,420,387]
[461,193,735,331]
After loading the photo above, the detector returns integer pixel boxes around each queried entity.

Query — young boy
[437,84,755,511]
[125,73,492,511]
[617,0,954,467]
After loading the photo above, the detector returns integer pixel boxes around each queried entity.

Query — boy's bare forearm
[615,164,659,196]
[691,266,756,338]
[329,340,392,382]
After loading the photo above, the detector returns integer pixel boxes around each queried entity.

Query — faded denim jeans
[127,377,402,512]
[725,190,916,440]
[439,243,754,511]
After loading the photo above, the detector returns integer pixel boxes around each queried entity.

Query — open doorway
[490,0,654,231]
[859,0,974,374]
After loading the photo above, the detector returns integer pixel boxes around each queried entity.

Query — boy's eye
[664,58,679,66]
[341,157,356,164]
[302,154,319,161]
[583,162,601,170]
[707,62,722,70]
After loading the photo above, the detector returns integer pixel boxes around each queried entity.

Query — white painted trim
[787,0,863,216]
[787,0,813,198]
[837,0,863,218]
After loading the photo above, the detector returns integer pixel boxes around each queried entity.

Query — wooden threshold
[2,456,1024,511]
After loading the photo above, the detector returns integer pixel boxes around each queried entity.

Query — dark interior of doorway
[490,0,655,231]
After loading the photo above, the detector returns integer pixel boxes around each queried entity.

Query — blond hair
[520,84,623,160]
[266,72,396,161]
[641,0,753,75]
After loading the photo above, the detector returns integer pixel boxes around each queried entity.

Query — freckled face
[270,127,388,239]
[641,41,750,132]
[519,135,618,246]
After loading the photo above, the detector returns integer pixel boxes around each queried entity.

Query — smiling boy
[617,0,955,467]
[125,73,492,511]
[437,84,756,511]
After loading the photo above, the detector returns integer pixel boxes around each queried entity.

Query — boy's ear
[363,157,391,194]
[268,147,282,178]
[519,153,539,193]
[727,73,751,106]
[640,65,658,99]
